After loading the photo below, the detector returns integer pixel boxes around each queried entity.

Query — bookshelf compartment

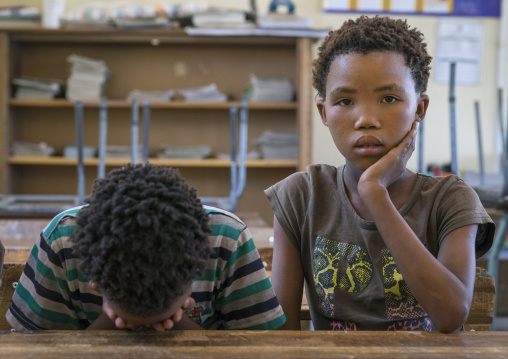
[0,29,314,223]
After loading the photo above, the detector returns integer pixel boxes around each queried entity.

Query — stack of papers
[254,131,298,159]
[66,54,110,101]
[179,83,227,102]
[157,145,212,159]
[105,145,142,158]
[192,10,253,28]
[257,14,313,29]
[13,77,63,100]
[242,75,294,102]
[12,141,55,157]
[63,145,97,158]
[126,89,175,102]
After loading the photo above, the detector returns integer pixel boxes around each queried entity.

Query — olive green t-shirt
[265,164,494,331]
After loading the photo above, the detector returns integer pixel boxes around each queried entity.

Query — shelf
[0,29,314,224]
[9,99,298,110]
[8,156,298,168]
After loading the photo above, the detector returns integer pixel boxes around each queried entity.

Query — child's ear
[316,99,328,126]
[416,94,430,122]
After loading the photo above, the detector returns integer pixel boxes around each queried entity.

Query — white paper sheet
[435,18,484,85]
[390,0,417,12]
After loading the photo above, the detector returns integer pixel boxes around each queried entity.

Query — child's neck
[342,164,417,221]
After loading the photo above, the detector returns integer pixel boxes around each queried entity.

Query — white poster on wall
[424,0,451,13]
[323,0,349,11]
[390,0,417,12]
[356,0,383,11]
[435,18,484,85]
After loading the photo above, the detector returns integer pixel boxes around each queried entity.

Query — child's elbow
[434,301,470,333]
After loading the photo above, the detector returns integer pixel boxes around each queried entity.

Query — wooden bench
[0,264,25,330]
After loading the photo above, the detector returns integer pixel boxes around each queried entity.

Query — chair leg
[488,212,508,330]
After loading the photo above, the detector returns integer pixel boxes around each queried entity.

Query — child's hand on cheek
[358,120,419,196]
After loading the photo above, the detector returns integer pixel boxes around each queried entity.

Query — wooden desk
[0,330,506,359]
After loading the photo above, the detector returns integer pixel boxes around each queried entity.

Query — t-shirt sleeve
[265,171,311,250]
[6,217,102,330]
[218,226,286,330]
[436,178,495,258]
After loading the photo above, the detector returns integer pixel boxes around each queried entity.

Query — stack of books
[257,14,313,29]
[66,54,110,101]
[242,75,294,102]
[254,131,298,160]
[105,145,142,159]
[179,83,227,102]
[63,145,97,158]
[12,141,55,157]
[0,6,40,28]
[12,77,63,100]
[192,10,253,28]
[157,145,212,159]
[126,89,175,102]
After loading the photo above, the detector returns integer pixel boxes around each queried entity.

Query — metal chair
[200,101,248,213]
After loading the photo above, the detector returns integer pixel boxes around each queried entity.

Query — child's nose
[354,108,381,129]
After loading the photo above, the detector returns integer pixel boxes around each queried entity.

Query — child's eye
[337,99,353,106]
[382,96,398,103]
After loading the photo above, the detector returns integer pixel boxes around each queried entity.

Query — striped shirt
[6,205,285,330]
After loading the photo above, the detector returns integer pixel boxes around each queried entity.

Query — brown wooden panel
[0,263,24,330]
[0,330,507,359]
[0,33,7,193]
[0,29,314,228]
[15,43,296,101]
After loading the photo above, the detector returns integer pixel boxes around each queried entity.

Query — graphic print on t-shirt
[314,236,373,316]
[381,248,432,330]
[313,236,431,330]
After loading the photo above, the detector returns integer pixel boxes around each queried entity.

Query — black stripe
[39,233,64,269]
[24,261,102,309]
[55,248,78,266]
[24,262,76,311]
[9,301,45,330]
[219,259,265,293]
[213,246,232,262]
[39,232,79,269]
[220,296,280,322]
[191,290,213,303]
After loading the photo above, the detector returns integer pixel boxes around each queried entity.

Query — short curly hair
[313,15,432,99]
[71,164,212,317]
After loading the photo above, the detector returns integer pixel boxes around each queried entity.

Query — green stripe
[202,315,220,330]
[47,225,77,245]
[33,246,88,292]
[220,278,273,307]
[209,223,241,240]
[224,238,257,270]
[43,207,81,238]
[66,268,89,283]
[244,314,286,330]
[16,282,83,327]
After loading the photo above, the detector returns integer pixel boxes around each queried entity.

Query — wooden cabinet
[0,28,314,224]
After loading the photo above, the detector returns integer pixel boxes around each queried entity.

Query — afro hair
[313,15,432,99]
[71,164,212,317]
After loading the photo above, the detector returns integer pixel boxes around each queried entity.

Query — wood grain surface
[0,330,506,359]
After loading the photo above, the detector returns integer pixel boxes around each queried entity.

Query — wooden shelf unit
[0,28,314,223]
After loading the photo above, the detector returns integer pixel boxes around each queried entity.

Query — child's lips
[354,136,384,155]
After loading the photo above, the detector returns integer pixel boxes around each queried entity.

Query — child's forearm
[359,184,476,332]
[86,312,118,330]
[172,314,202,330]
